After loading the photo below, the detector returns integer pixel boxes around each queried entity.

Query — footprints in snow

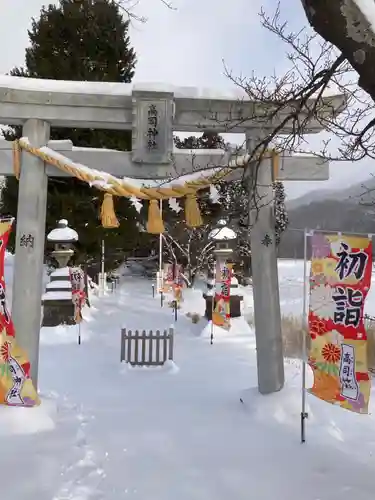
[53,406,106,500]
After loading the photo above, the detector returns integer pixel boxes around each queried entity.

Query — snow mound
[201,317,254,339]
[0,396,57,435]
[120,359,179,374]
[40,324,89,345]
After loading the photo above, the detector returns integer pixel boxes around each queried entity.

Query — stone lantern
[203,219,243,320]
[209,219,237,252]
[48,219,78,268]
[41,219,79,327]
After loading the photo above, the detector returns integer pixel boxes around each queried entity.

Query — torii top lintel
[0,75,346,137]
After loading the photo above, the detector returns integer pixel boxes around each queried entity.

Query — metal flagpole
[210,293,215,344]
[210,260,217,345]
[301,228,309,443]
[100,239,105,296]
[158,200,163,296]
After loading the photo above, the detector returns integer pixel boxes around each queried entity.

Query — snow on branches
[161,132,288,284]
[212,177,288,248]
[273,181,288,246]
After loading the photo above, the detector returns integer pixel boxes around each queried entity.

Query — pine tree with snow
[213,174,288,278]
[1,0,145,273]
[173,132,227,150]
[273,181,288,246]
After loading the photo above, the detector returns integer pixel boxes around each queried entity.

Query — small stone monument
[203,220,243,319]
[41,219,78,327]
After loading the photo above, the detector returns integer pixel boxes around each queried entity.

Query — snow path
[42,281,375,499]
[3,270,375,499]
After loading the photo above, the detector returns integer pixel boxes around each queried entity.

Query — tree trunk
[187,268,196,288]
[83,263,91,308]
[301,0,375,101]
[241,255,252,279]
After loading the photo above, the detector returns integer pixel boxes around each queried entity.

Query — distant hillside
[286,175,375,209]
[286,188,340,209]
[279,178,375,258]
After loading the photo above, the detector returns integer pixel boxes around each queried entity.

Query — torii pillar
[246,132,284,394]
[12,119,50,388]
[245,132,330,394]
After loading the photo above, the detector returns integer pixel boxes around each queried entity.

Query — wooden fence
[120,327,174,366]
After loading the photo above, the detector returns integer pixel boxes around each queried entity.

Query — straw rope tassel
[13,141,21,180]
[185,193,203,228]
[147,199,164,234]
[100,193,119,228]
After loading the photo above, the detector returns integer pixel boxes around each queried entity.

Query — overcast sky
[0,0,374,200]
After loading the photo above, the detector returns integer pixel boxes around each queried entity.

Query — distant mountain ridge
[286,188,341,209]
[287,173,375,208]
[279,176,375,258]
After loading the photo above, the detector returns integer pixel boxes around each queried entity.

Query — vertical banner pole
[210,258,216,345]
[210,295,214,344]
[301,228,309,443]
[210,255,220,345]
[159,200,163,294]
[100,239,105,296]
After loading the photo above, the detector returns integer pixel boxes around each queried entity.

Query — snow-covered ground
[2,258,375,500]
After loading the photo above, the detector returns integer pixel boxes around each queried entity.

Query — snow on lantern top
[47,219,78,243]
[208,219,237,241]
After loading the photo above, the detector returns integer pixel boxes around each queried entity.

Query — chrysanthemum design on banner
[308,232,372,413]
[0,220,40,407]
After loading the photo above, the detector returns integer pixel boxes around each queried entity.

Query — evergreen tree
[273,181,288,246]
[173,131,227,150]
[1,0,148,272]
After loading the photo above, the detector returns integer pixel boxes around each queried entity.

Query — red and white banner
[0,219,39,406]
[212,261,232,330]
[308,232,372,413]
[163,263,174,291]
[172,264,184,306]
[69,267,86,323]
[163,263,185,299]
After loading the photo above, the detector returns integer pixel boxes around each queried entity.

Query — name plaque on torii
[131,90,174,165]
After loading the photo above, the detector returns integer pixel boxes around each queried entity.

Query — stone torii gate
[0,76,345,393]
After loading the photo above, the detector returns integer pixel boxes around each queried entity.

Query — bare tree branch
[116,0,175,23]
[190,3,375,222]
